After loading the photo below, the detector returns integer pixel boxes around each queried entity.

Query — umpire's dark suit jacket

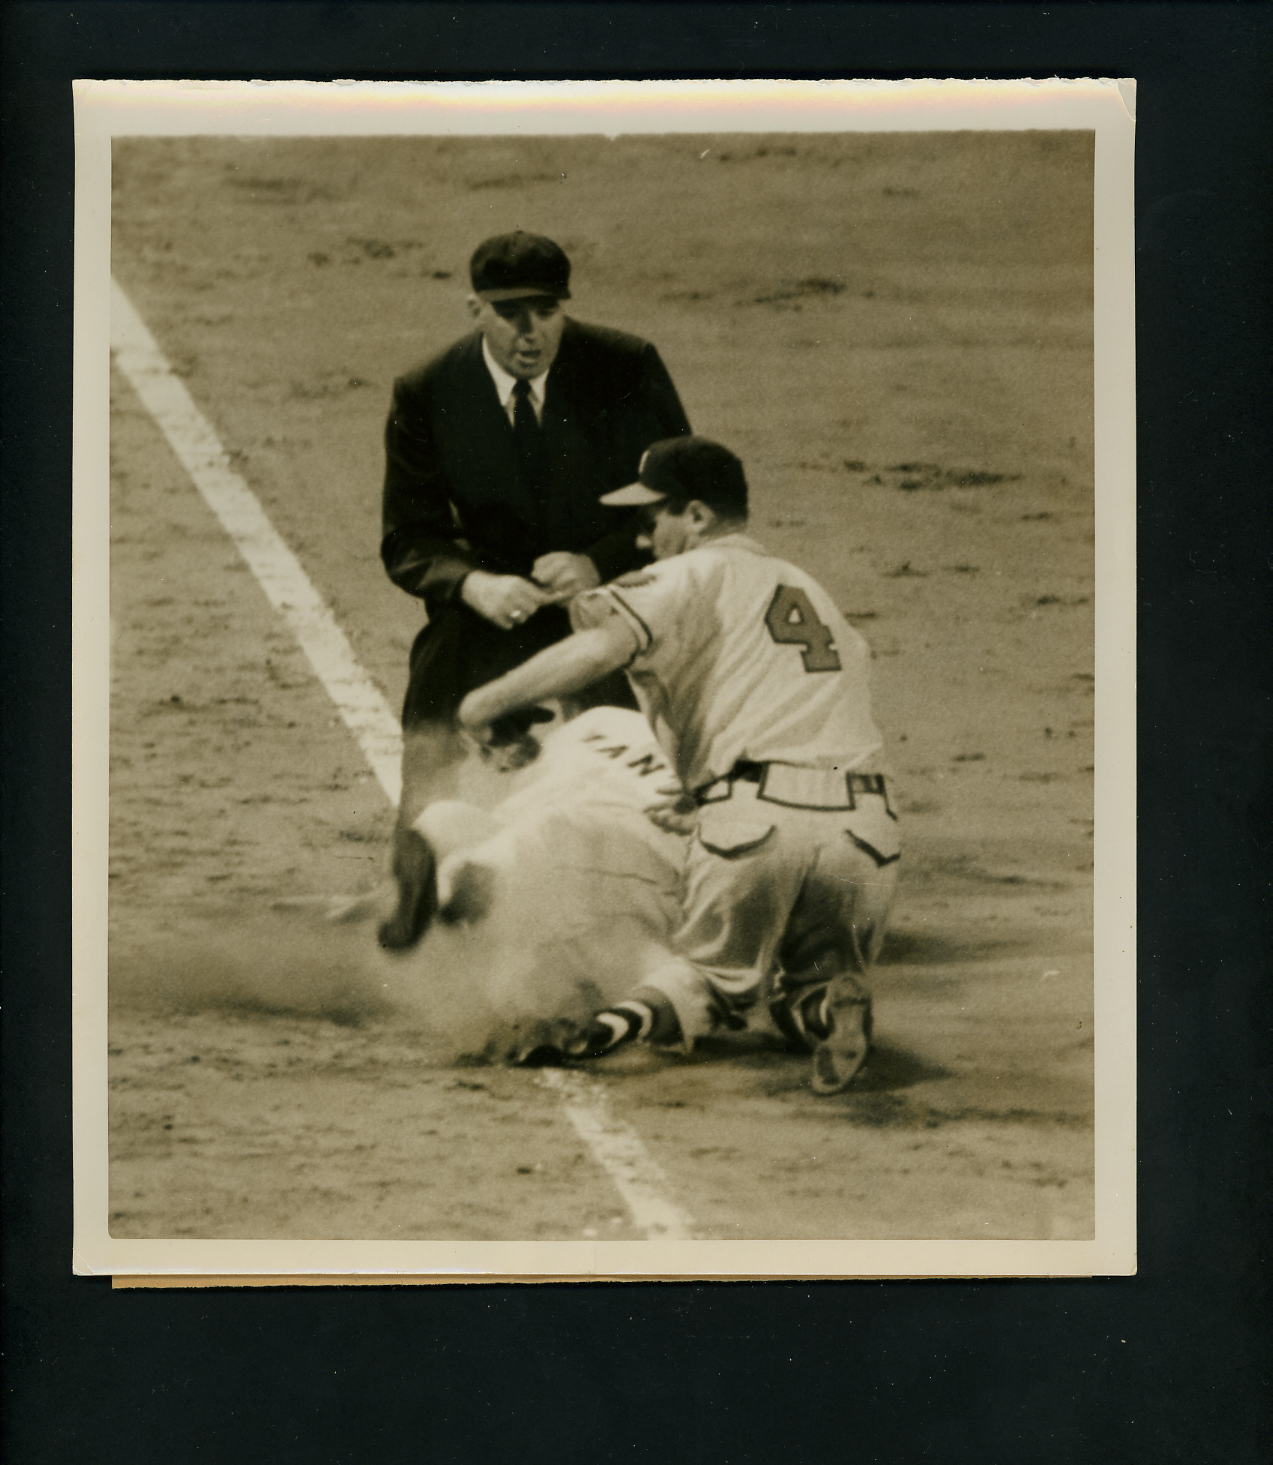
[382,318,691,725]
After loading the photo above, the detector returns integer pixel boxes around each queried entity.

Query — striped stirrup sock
[777,986,832,1047]
[799,988,833,1041]
[565,1001,654,1060]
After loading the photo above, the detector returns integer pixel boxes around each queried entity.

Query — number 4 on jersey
[765,584,843,672]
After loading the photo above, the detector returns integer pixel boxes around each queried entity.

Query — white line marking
[537,1069,693,1240]
[111,278,695,1243]
[110,280,403,806]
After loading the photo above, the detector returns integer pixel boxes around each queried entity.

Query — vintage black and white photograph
[74,80,1135,1278]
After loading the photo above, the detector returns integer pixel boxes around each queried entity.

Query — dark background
[3,4,1269,1462]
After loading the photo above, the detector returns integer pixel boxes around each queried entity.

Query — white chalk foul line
[111,278,694,1244]
[537,1069,693,1240]
[110,280,403,807]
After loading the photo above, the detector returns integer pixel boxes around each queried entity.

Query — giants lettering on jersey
[579,729,673,782]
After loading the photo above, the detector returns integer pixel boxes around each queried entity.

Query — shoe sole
[809,986,873,1095]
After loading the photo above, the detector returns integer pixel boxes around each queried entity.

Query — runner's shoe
[378,827,438,951]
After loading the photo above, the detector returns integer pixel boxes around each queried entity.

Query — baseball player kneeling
[459,437,900,1094]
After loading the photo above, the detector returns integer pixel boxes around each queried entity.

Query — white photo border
[74,77,1136,1280]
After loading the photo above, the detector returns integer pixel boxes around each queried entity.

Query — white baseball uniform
[571,533,900,1043]
[411,707,691,1058]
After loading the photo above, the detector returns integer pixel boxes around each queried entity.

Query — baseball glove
[476,706,556,772]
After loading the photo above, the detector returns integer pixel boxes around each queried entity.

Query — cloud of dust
[107,876,671,1063]
[110,710,682,1058]
[109,909,399,1027]
[381,864,674,1058]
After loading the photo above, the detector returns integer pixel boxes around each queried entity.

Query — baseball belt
[693,761,890,812]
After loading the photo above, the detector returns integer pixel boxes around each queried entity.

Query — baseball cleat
[514,1041,568,1067]
[489,1019,570,1067]
[377,827,439,951]
[808,977,874,1095]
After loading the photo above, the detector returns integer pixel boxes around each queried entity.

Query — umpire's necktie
[511,378,547,501]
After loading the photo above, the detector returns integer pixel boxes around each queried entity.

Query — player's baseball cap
[469,231,572,303]
[600,436,749,515]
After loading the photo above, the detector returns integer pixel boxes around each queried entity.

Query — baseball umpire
[459,436,900,1094]
[379,230,691,947]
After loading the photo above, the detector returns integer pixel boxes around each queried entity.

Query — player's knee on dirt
[631,953,738,1052]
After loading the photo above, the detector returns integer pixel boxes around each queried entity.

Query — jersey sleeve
[570,562,691,657]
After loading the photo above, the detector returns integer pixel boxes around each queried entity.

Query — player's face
[470,296,566,378]
[636,501,694,560]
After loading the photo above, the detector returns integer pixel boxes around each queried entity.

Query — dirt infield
[107,131,1094,1243]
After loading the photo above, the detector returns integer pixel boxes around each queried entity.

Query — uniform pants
[641,780,900,1046]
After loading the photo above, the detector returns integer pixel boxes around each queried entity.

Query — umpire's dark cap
[602,436,749,515]
[470,231,572,303]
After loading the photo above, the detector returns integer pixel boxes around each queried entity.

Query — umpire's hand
[460,571,551,630]
[532,552,601,600]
